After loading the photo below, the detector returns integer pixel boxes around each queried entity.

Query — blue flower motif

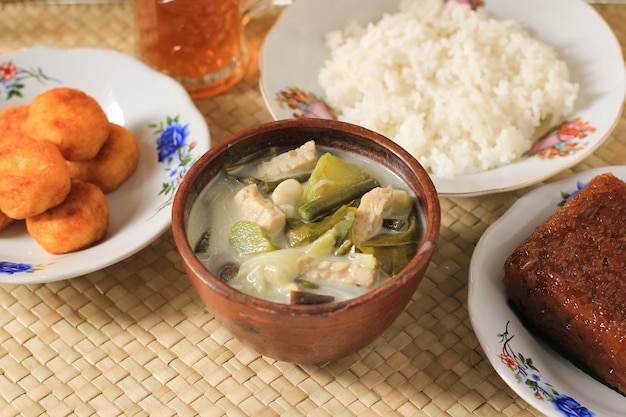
[0,261,36,275]
[498,321,595,417]
[558,180,587,207]
[157,121,191,163]
[149,115,198,214]
[552,394,595,417]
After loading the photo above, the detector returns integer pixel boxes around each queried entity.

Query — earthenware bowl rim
[172,118,441,316]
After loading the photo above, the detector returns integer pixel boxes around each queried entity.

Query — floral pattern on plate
[0,47,211,284]
[469,166,626,416]
[0,110,198,275]
[275,87,597,163]
[275,87,336,120]
[527,118,596,159]
[261,0,625,197]
[0,61,58,100]
[152,115,198,213]
[558,180,587,207]
[498,321,595,417]
[0,262,45,275]
[0,60,57,275]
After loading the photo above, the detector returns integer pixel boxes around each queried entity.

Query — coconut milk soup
[187,143,426,304]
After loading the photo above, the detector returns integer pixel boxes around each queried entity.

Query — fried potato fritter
[0,138,72,219]
[26,87,110,161]
[67,123,140,193]
[1,87,141,254]
[26,180,110,254]
[0,105,29,146]
[0,210,15,232]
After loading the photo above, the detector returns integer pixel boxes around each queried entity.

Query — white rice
[318,0,579,178]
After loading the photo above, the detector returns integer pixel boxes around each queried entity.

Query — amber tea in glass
[134,0,248,98]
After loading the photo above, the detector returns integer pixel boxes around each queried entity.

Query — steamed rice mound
[319,0,579,178]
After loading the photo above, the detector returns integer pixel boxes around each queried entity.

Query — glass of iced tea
[134,0,264,98]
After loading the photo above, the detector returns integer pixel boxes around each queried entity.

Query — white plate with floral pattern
[468,166,626,417]
[0,47,210,284]
[259,0,626,197]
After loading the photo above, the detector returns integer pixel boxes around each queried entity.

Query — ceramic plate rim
[259,0,626,197]
[468,166,626,417]
[0,46,210,284]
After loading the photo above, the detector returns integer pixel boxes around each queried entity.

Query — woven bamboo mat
[0,2,625,416]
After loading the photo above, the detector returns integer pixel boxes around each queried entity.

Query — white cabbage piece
[230,249,301,302]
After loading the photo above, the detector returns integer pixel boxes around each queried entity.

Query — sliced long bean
[261,172,311,194]
[298,177,380,222]
[224,146,278,176]
[290,290,335,305]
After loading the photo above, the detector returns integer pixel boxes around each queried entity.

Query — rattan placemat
[0,2,624,416]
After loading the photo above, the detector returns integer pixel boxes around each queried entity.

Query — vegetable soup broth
[187,146,426,304]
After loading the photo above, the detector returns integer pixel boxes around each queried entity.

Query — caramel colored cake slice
[503,173,626,395]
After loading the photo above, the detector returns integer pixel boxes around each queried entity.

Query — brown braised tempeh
[503,173,626,395]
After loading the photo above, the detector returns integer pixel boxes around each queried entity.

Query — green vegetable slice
[287,205,356,247]
[298,178,379,222]
[228,221,277,257]
[306,210,354,256]
[260,172,311,195]
[224,146,278,176]
[389,190,413,215]
[356,212,422,276]
[302,153,373,204]
[290,291,335,305]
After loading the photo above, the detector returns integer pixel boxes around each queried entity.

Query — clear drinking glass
[134,0,269,98]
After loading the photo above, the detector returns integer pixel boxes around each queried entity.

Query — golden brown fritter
[0,138,72,219]
[0,105,29,146]
[26,180,109,254]
[67,123,140,193]
[26,87,110,161]
[0,209,15,232]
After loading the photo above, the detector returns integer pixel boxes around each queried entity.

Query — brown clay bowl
[171,118,441,364]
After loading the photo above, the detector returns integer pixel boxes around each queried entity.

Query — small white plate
[260,0,626,197]
[468,166,626,417]
[0,47,210,284]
